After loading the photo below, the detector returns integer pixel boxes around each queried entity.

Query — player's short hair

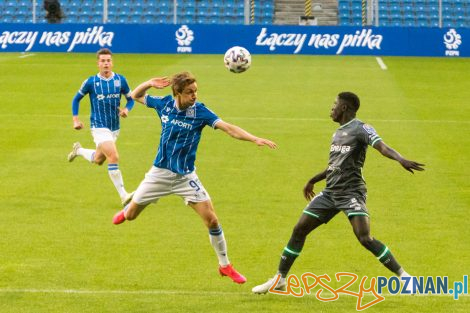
[96,48,112,59]
[338,92,360,112]
[171,72,196,96]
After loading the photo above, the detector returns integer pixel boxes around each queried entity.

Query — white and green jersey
[324,118,382,193]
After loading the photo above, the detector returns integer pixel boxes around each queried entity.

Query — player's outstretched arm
[303,169,328,201]
[373,141,425,174]
[131,77,171,104]
[215,120,277,149]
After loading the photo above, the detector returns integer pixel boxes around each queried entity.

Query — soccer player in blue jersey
[112,72,277,284]
[252,92,425,294]
[67,48,134,205]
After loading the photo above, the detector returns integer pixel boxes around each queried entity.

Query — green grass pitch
[0,52,469,312]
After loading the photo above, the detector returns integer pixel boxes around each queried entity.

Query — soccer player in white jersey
[67,48,134,205]
[252,92,425,294]
[112,72,277,284]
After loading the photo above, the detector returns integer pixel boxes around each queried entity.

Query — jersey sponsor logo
[330,144,351,153]
[170,118,192,130]
[97,93,120,100]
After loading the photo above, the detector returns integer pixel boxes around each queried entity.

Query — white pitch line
[1,114,469,124]
[376,57,388,70]
[19,53,36,59]
[0,288,244,296]
[0,288,466,297]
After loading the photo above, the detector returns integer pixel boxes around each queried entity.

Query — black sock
[367,238,402,275]
[278,246,300,277]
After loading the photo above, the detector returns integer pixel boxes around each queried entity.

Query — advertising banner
[0,23,467,57]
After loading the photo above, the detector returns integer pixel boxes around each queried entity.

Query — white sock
[107,164,127,199]
[209,225,230,266]
[78,148,95,163]
[399,270,411,278]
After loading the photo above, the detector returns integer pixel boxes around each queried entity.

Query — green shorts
[303,191,369,223]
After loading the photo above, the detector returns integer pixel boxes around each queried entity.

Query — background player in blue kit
[67,48,134,205]
[112,72,277,284]
[252,91,425,294]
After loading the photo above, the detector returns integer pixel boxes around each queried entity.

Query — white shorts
[133,166,211,206]
[91,128,120,147]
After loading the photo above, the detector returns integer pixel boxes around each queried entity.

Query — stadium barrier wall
[0,23,467,57]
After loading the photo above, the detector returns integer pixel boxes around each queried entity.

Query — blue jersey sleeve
[120,75,131,96]
[72,78,90,115]
[199,104,220,128]
[119,76,134,111]
[78,78,91,96]
[72,92,84,115]
[145,95,172,114]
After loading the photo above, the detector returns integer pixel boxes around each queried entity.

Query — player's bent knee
[358,235,374,249]
[108,155,119,163]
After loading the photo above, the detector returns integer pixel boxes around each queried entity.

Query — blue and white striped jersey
[145,94,220,175]
[74,72,132,131]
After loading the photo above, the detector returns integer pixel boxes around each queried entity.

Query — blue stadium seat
[339,3,349,12]
[0,0,264,25]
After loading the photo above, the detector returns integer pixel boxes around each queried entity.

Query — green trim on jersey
[284,246,300,257]
[371,137,382,146]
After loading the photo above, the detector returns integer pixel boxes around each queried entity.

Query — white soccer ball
[224,46,251,73]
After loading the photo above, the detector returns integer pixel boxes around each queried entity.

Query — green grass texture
[0,52,469,312]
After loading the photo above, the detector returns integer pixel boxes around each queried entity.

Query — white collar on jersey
[97,72,115,81]
[174,99,196,112]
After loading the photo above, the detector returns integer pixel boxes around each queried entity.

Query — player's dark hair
[96,48,112,58]
[172,72,196,96]
[338,92,360,112]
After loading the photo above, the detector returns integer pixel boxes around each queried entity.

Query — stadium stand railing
[1,0,468,27]
[338,0,470,28]
[0,0,274,25]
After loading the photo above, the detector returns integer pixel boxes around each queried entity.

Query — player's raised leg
[113,200,147,224]
[190,200,246,284]
[68,142,96,163]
